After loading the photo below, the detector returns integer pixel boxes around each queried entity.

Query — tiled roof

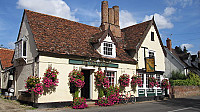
[121,20,152,50]
[0,48,14,69]
[24,10,136,63]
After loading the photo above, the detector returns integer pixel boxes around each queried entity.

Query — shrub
[25,75,43,95]
[171,70,186,80]
[72,97,88,109]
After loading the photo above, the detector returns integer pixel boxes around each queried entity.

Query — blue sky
[0,0,199,54]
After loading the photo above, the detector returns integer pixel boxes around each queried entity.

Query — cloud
[8,41,15,49]
[143,7,176,29]
[144,13,173,29]
[166,0,193,8]
[120,10,137,28]
[163,7,176,16]
[180,43,194,50]
[17,0,78,21]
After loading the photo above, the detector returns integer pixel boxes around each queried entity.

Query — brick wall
[171,86,200,98]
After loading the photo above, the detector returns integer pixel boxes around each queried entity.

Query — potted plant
[118,74,130,91]
[131,75,143,92]
[25,75,43,95]
[42,67,59,88]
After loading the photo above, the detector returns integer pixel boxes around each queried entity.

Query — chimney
[166,38,172,52]
[108,8,114,25]
[100,1,121,37]
[113,6,119,26]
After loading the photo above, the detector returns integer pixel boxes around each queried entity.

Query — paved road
[27,96,200,112]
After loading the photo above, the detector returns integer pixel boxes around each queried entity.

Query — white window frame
[101,41,116,58]
[15,36,27,59]
[105,71,116,86]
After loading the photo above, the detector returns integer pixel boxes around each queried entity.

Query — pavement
[0,96,200,112]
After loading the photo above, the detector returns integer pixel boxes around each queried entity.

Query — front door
[81,70,90,99]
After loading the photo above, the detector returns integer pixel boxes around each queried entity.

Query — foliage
[94,70,109,98]
[69,69,85,88]
[42,67,59,88]
[171,70,186,80]
[148,77,156,88]
[131,75,143,92]
[96,85,120,106]
[118,74,130,88]
[72,97,88,109]
[69,69,85,98]
[161,79,170,89]
[170,72,200,86]
[25,76,43,95]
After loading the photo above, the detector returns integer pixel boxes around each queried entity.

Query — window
[106,71,115,86]
[15,36,27,59]
[138,73,144,88]
[156,74,161,87]
[149,51,154,58]
[102,41,116,57]
[146,74,153,88]
[151,32,154,41]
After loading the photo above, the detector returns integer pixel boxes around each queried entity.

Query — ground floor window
[156,74,161,87]
[138,73,144,88]
[146,74,154,88]
[106,71,116,86]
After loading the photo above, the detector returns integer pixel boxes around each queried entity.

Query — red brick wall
[171,86,200,98]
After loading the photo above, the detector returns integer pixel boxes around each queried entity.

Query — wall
[37,55,137,103]
[171,86,200,98]
[164,47,185,78]
[137,25,165,71]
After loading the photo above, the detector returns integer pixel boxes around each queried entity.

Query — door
[81,70,90,99]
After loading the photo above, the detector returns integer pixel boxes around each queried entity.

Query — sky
[0,0,199,54]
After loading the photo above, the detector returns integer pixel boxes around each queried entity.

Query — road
[27,96,200,112]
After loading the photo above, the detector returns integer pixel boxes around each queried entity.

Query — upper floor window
[151,32,154,41]
[102,41,116,58]
[149,51,154,58]
[15,36,27,59]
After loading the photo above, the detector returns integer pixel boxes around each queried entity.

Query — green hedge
[170,72,200,86]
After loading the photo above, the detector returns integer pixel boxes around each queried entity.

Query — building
[0,48,14,96]
[13,1,166,107]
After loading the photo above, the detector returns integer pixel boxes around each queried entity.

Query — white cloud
[8,41,15,49]
[181,43,194,50]
[166,0,193,8]
[144,13,173,29]
[119,10,137,28]
[143,7,176,29]
[163,7,176,16]
[17,0,78,21]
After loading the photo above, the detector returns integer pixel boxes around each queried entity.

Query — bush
[171,70,186,80]
[170,72,200,86]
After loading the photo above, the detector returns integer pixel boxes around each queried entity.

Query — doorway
[81,70,90,99]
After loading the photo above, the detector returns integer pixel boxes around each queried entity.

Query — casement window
[151,32,154,41]
[102,41,116,58]
[138,73,144,88]
[156,74,161,87]
[106,71,116,86]
[146,74,154,88]
[15,36,27,59]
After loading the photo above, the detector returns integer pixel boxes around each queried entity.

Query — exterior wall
[164,48,185,78]
[171,86,200,98]
[37,55,137,103]
[137,25,165,71]
[14,14,38,100]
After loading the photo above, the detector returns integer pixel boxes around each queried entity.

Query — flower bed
[25,75,43,95]
[42,67,59,88]
[72,97,88,109]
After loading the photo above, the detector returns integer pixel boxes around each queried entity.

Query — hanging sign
[146,58,155,72]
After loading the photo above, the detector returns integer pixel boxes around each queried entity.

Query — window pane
[151,32,154,41]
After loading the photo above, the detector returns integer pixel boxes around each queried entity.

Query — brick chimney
[166,38,172,52]
[101,1,121,37]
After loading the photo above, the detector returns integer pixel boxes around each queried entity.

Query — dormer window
[101,41,116,58]
[15,36,27,59]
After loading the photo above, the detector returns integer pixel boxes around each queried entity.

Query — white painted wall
[137,25,165,71]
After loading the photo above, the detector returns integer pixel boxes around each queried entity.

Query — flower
[161,79,170,89]
[94,70,110,89]
[118,74,130,88]
[72,97,88,109]
[42,67,59,88]
[131,75,143,92]
[148,77,157,88]
[25,75,43,95]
